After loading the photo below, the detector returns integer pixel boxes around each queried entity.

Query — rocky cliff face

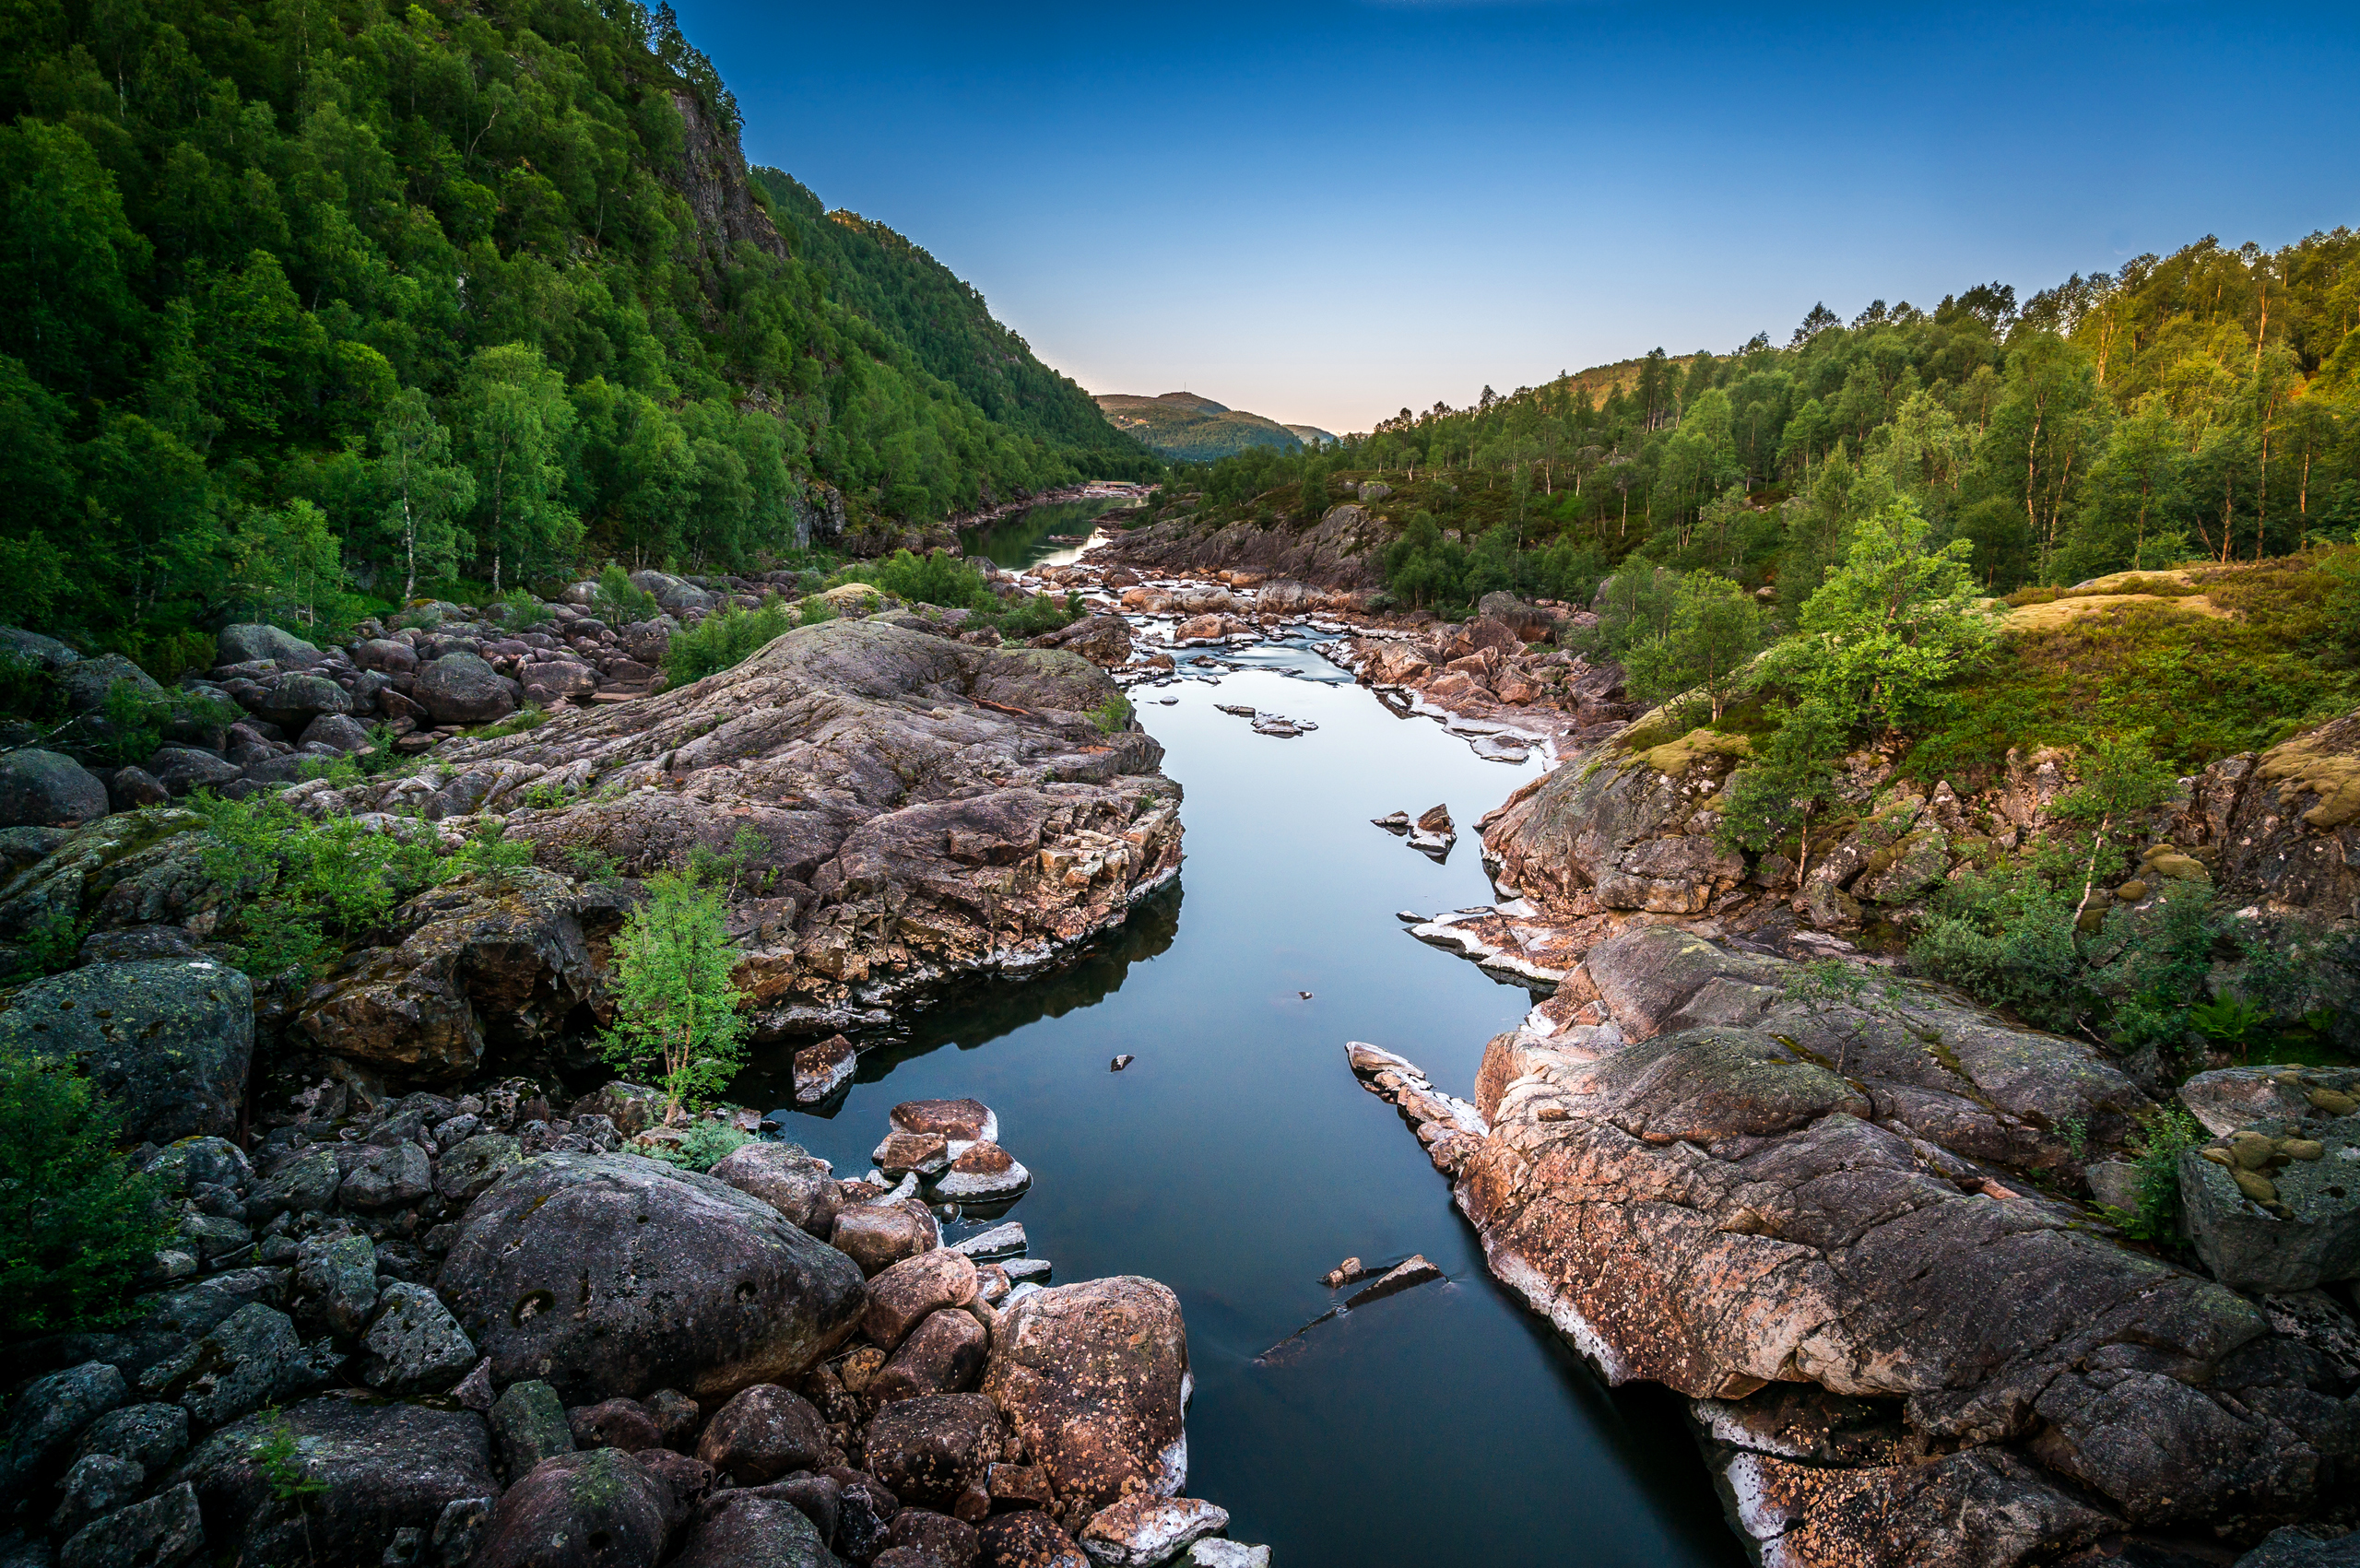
[1099,503,1395,590]
[1354,925,2360,1568]
[667,89,793,267]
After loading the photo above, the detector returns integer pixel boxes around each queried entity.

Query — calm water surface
[959,496,1133,571]
[750,625,1742,1568]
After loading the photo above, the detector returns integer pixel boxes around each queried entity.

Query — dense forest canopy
[0,0,1150,666]
[1254,236,2360,602]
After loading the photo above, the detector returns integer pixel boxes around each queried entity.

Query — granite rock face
[0,958,253,1143]
[1368,923,2360,1568]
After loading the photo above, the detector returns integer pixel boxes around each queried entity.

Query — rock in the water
[0,960,253,1143]
[0,749,108,827]
[832,1201,940,1278]
[875,1129,952,1177]
[1343,1255,1443,1308]
[1110,1055,1133,1072]
[982,1278,1189,1520]
[795,1034,857,1104]
[415,653,517,725]
[169,1396,495,1568]
[439,1152,867,1402]
[979,1510,1090,1568]
[57,1480,203,1568]
[694,1385,831,1485]
[490,1380,575,1479]
[952,1223,1026,1263]
[862,1394,1004,1511]
[891,1099,998,1151]
[1184,1543,1270,1568]
[472,1449,670,1568]
[871,1304,989,1404]
[709,1140,841,1236]
[1076,1495,1229,1568]
[934,1142,1030,1204]
[866,1248,980,1352]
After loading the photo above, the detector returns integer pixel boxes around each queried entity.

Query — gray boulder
[251,671,350,728]
[0,625,81,670]
[361,1282,478,1389]
[294,1232,379,1338]
[2179,1119,2360,1292]
[74,1403,191,1474]
[245,1145,342,1220]
[490,1380,575,1480]
[2235,1528,2360,1567]
[707,1140,841,1236]
[138,1303,324,1425]
[170,1396,494,1567]
[299,713,375,752]
[473,1449,670,1568]
[214,624,321,666]
[57,1480,202,1568]
[0,749,109,828]
[670,1486,839,1568]
[415,654,517,725]
[52,1452,146,1537]
[107,765,170,811]
[0,959,254,1143]
[143,747,242,797]
[56,653,164,714]
[439,1153,867,1404]
[1,1361,125,1509]
[349,639,418,674]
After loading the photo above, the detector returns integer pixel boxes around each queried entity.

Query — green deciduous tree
[598,870,748,1122]
[455,342,579,595]
[0,1050,171,1336]
[372,387,474,600]
[1623,571,1767,722]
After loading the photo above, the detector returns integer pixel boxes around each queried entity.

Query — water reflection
[960,496,1138,571]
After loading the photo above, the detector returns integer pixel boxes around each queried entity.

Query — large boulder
[171,1395,495,1568]
[415,654,518,725]
[139,1303,324,1426]
[292,867,605,1082]
[0,958,253,1142]
[860,1392,1004,1510]
[473,1448,670,1568]
[439,1153,867,1403]
[2179,1117,2360,1292]
[981,1279,1189,1521]
[694,1385,831,1485]
[57,652,165,713]
[0,749,109,828]
[215,624,321,666]
[669,1484,839,1568]
[1,1361,124,1509]
[1028,614,1131,667]
[708,1140,840,1235]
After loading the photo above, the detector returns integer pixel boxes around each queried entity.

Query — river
[749,520,1741,1567]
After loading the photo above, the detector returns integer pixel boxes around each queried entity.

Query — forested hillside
[1096,390,1324,461]
[1336,248,2358,594]
[753,168,1155,476]
[0,0,1144,666]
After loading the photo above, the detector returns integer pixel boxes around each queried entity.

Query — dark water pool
[959,497,1134,571]
[754,642,1742,1568]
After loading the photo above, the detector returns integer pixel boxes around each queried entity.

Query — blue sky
[678,1,2360,435]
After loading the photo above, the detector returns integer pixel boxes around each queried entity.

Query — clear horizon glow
[678,1,2360,436]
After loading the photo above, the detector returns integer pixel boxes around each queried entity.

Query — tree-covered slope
[752,168,1156,477]
[1096,390,1320,461]
[0,0,1145,662]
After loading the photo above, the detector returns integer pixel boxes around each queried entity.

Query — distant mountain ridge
[1094,391,1337,461]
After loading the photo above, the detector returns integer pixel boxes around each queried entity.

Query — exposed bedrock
[1359,925,2360,1567]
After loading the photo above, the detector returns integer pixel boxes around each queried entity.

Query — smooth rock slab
[1078,1494,1230,1568]
[59,1480,203,1568]
[439,1152,867,1402]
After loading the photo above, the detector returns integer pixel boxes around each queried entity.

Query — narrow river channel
[748,523,1743,1567]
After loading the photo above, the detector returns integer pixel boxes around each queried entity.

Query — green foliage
[1717,695,1847,855]
[593,563,659,623]
[797,595,838,628]
[0,1050,171,1336]
[500,589,554,629]
[840,548,995,611]
[249,1409,327,1505]
[641,1118,755,1173]
[2113,1105,2205,1242]
[597,871,748,1121]
[443,821,534,889]
[992,590,1080,639]
[1091,695,1133,734]
[1622,571,1767,723]
[1909,862,2089,1031]
[1779,958,1881,1009]
[194,794,438,980]
[666,599,796,684]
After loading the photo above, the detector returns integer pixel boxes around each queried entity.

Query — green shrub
[836,548,994,611]
[0,1050,172,1335]
[500,588,553,628]
[2112,1104,2203,1242]
[665,599,796,684]
[993,590,1079,640]
[593,562,659,622]
[642,1118,753,1172]
[1909,861,2086,1030]
[597,870,748,1121]
[194,794,440,980]
[797,595,836,627]
[1090,694,1132,734]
